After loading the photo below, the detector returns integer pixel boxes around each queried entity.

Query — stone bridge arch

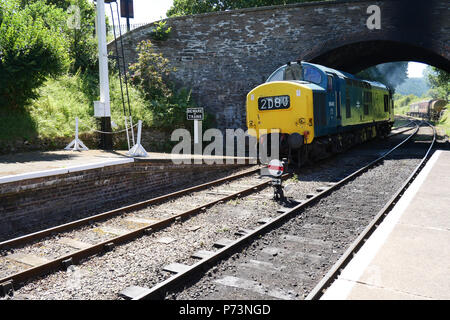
[111,0,450,130]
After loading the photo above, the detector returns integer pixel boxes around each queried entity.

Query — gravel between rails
[4,127,425,300]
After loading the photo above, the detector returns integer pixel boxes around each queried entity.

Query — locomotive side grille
[313,91,327,126]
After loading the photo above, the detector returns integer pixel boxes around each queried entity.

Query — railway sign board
[120,0,134,18]
[186,107,204,121]
[187,107,204,144]
[268,159,284,177]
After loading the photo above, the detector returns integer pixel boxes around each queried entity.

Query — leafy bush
[129,40,175,101]
[129,39,207,130]
[0,0,70,109]
[150,21,172,41]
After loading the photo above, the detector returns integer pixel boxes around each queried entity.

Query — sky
[407,62,427,78]
[100,0,427,79]
[104,0,174,25]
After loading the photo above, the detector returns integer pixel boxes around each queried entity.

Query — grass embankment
[433,108,450,136]
[0,72,153,144]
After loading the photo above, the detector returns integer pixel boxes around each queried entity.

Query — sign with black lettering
[186,107,204,121]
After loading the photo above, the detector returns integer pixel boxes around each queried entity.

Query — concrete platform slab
[0,150,131,179]
[353,224,450,299]
[326,279,431,300]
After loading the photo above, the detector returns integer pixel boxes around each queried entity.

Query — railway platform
[322,149,450,300]
[0,149,253,182]
[0,149,254,241]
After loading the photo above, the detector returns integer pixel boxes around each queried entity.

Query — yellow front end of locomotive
[246,81,315,144]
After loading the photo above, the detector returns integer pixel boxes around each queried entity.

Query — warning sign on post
[268,159,284,177]
[186,108,204,121]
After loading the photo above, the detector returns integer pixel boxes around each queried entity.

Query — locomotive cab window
[303,65,322,84]
[267,68,284,82]
[327,75,333,91]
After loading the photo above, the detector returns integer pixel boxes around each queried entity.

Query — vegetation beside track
[0,0,206,153]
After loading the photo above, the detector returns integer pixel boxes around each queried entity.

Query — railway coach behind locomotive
[246,61,394,165]
[407,99,447,120]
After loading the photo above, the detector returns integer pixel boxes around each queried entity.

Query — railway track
[1,119,425,299]
[116,121,436,300]
[0,166,279,294]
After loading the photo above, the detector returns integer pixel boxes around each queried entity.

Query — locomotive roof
[301,62,389,90]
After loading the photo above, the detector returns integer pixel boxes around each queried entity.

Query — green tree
[26,0,99,75]
[167,0,326,17]
[0,0,70,109]
[129,40,201,129]
[425,66,449,101]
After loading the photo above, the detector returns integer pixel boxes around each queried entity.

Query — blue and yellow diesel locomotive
[246,61,394,164]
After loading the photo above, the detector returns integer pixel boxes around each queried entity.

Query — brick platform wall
[0,161,248,240]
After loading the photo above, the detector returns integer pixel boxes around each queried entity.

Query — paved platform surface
[322,149,450,300]
[0,150,128,177]
[0,150,254,180]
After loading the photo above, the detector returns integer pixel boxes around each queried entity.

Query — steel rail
[387,121,417,137]
[132,123,421,300]
[0,170,291,290]
[305,121,435,300]
[392,120,414,130]
[0,167,261,251]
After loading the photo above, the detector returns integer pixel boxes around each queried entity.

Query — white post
[136,120,142,145]
[97,0,111,118]
[194,119,199,144]
[127,120,147,157]
[65,117,89,151]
